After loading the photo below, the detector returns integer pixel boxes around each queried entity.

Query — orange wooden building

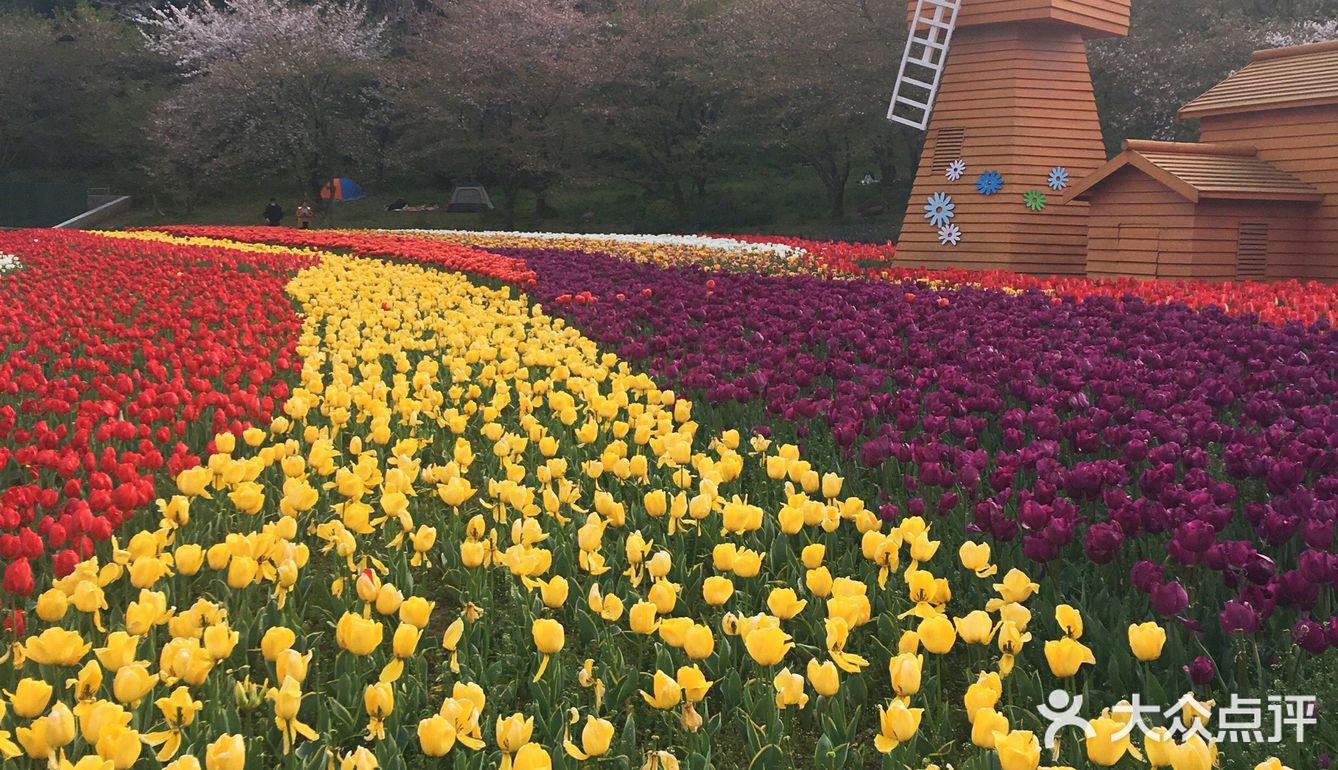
[894,0,1131,275]
[1065,40,1338,280]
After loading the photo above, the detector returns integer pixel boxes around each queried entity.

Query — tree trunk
[499,176,521,230]
[828,181,846,222]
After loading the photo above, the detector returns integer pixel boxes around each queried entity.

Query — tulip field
[0,228,1336,770]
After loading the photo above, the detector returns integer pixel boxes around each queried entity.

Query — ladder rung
[894,95,930,110]
[910,33,949,49]
[910,52,945,68]
[889,112,931,131]
[901,77,935,91]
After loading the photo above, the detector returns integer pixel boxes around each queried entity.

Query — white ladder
[887,0,961,131]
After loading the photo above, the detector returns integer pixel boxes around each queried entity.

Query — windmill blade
[888,0,961,130]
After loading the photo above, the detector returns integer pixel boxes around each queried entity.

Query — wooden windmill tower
[889,0,1130,274]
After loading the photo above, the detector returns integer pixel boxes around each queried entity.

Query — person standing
[296,200,313,229]
[263,198,284,226]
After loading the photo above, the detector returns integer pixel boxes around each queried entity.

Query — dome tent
[447,183,493,213]
[320,177,365,203]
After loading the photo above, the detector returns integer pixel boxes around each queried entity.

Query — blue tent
[320,177,365,203]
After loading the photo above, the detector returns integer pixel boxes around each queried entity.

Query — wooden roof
[1179,40,1338,120]
[1063,140,1324,204]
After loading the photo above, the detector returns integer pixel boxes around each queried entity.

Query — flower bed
[142,225,538,285]
[0,228,1322,770]
[0,230,310,594]
[509,246,1338,652]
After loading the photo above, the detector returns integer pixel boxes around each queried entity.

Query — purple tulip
[1219,599,1260,635]
[1292,618,1329,654]
[1130,560,1164,594]
[507,245,1338,647]
[1084,522,1124,564]
[1151,581,1189,616]
[1184,655,1217,685]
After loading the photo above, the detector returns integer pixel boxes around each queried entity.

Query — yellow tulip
[964,672,1003,721]
[512,743,551,770]
[765,587,807,620]
[1144,727,1175,767]
[702,576,733,606]
[399,596,435,628]
[801,543,826,569]
[639,670,682,710]
[683,623,715,660]
[364,682,395,740]
[772,667,808,709]
[174,545,205,576]
[955,611,997,645]
[564,715,614,759]
[226,555,258,588]
[971,707,1010,748]
[335,612,383,656]
[994,729,1041,770]
[805,567,833,597]
[95,724,142,770]
[1085,713,1134,766]
[204,623,239,660]
[648,580,678,614]
[887,653,923,697]
[537,575,569,608]
[532,618,565,681]
[993,569,1039,603]
[1166,733,1214,770]
[732,548,763,577]
[1044,637,1097,678]
[205,734,246,770]
[959,541,998,577]
[175,466,212,498]
[24,627,91,666]
[1055,604,1084,639]
[44,702,76,748]
[820,472,843,498]
[1254,758,1293,770]
[496,712,534,753]
[807,658,840,696]
[898,630,921,654]
[418,714,457,757]
[629,601,659,635]
[111,663,157,706]
[261,627,297,661]
[917,613,957,654]
[35,589,69,622]
[7,678,53,718]
[1128,621,1167,661]
[374,583,404,616]
[744,626,793,666]
[675,665,713,703]
[874,699,923,753]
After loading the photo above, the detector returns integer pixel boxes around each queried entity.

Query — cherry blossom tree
[394,0,597,227]
[141,0,386,209]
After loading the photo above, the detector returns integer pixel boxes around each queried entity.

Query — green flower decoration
[1023,190,1047,211]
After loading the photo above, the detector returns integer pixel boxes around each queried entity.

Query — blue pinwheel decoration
[923,192,956,228]
[1048,166,1070,191]
[976,171,1004,196]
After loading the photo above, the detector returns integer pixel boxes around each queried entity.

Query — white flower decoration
[945,160,967,182]
[937,224,962,246]
[923,192,956,228]
[0,252,20,274]
[1048,167,1070,191]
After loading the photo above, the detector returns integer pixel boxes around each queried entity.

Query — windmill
[888,0,1131,275]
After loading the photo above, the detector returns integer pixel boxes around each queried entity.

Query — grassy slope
[115,176,911,242]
